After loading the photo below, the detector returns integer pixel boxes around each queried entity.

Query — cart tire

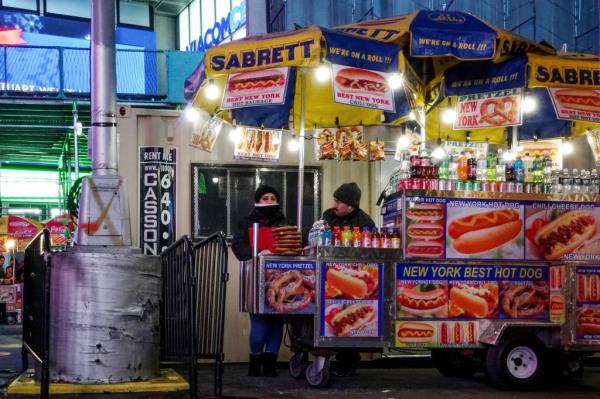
[486,334,546,390]
[289,352,307,380]
[305,358,330,388]
[431,350,476,378]
[6,316,16,325]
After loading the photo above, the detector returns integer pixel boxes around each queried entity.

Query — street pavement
[2,323,600,398]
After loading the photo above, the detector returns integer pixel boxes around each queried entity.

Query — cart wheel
[305,356,330,388]
[6,316,16,325]
[486,334,546,390]
[431,350,476,378]
[289,352,307,379]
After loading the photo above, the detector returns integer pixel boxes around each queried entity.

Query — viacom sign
[186,1,246,52]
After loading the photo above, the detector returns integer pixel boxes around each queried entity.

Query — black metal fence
[161,231,229,397]
[21,229,52,399]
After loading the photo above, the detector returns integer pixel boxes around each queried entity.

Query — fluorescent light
[442,108,456,124]
[212,177,219,183]
[522,96,537,113]
[205,80,220,100]
[288,136,299,152]
[230,125,243,142]
[397,135,410,150]
[432,146,446,159]
[562,140,574,155]
[185,106,200,122]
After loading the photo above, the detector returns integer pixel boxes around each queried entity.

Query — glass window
[178,8,189,50]
[1,0,38,11]
[192,164,321,240]
[201,0,215,43]
[215,0,230,23]
[119,1,150,27]
[189,0,201,50]
[46,0,91,19]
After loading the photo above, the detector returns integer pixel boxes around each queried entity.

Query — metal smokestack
[90,0,117,176]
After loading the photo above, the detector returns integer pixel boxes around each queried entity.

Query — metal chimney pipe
[91,0,117,176]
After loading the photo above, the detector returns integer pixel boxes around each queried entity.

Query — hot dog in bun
[397,286,447,316]
[330,304,376,336]
[589,275,600,302]
[228,69,285,95]
[407,223,444,241]
[577,307,600,335]
[555,89,600,113]
[448,209,523,254]
[406,241,444,259]
[335,67,389,95]
[407,203,444,222]
[577,274,588,302]
[450,284,496,318]
[326,267,377,299]
[534,210,596,260]
[397,321,435,343]
[550,295,565,317]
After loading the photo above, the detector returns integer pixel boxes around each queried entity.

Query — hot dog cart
[244,189,600,390]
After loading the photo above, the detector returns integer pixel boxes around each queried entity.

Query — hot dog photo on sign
[445,201,524,260]
[396,281,448,318]
[524,205,600,261]
[448,281,499,318]
[405,202,446,259]
[499,281,549,320]
[324,302,378,337]
[325,264,379,300]
[575,268,600,339]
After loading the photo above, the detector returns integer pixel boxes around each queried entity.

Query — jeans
[249,314,283,354]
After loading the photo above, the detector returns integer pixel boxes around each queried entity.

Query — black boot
[262,352,278,377]
[248,353,262,377]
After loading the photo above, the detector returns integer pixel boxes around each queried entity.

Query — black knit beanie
[333,182,361,207]
[254,185,281,203]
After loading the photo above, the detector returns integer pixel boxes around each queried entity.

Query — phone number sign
[139,146,177,255]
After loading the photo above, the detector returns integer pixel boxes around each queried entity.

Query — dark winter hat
[254,185,281,203]
[334,182,361,207]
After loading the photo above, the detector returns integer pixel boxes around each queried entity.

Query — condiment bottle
[352,226,362,247]
[342,226,352,247]
[323,224,332,246]
[372,228,381,248]
[333,226,341,247]
[391,228,401,248]
[361,226,372,248]
[382,228,391,248]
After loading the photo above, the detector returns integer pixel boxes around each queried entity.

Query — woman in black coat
[232,185,291,378]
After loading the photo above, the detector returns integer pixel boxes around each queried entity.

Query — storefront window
[192,164,320,240]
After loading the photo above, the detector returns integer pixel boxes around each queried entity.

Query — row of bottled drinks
[315,225,401,248]
[390,149,600,194]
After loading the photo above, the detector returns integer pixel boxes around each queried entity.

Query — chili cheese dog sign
[575,266,600,341]
[454,88,523,129]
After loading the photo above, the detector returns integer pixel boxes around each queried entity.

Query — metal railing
[160,231,229,397]
[0,45,167,100]
[21,229,52,399]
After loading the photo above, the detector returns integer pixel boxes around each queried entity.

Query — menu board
[331,64,395,112]
[395,263,549,347]
[321,261,383,338]
[222,67,290,109]
[405,196,600,262]
[261,259,316,315]
[575,266,600,341]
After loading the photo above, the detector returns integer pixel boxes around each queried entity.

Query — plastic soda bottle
[333,226,341,247]
[457,151,468,181]
[391,228,401,248]
[486,150,497,182]
[372,228,381,248]
[514,155,524,183]
[342,226,352,247]
[352,226,362,248]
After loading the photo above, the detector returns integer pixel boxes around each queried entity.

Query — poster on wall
[517,139,562,170]
[331,64,395,112]
[321,261,383,338]
[221,67,290,109]
[454,88,523,129]
[190,116,223,153]
[139,147,177,256]
[234,127,282,161]
[548,88,600,123]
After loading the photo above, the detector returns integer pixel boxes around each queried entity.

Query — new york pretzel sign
[454,88,523,130]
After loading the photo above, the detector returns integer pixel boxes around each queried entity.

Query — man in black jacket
[322,182,375,229]
[323,182,375,376]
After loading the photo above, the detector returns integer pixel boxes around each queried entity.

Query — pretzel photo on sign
[479,97,519,126]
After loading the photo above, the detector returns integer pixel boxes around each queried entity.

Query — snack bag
[353,142,369,161]
[315,128,337,160]
[191,116,223,152]
[337,128,353,161]
[369,140,385,161]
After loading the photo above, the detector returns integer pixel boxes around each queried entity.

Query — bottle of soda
[352,226,362,248]
[496,149,506,182]
[333,226,341,247]
[551,169,561,194]
[391,228,401,248]
[448,151,458,182]
[467,152,477,181]
[476,152,487,181]
[514,155,524,183]
[457,151,468,181]
[532,154,543,185]
[505,157,515,182]
[524,152,533,183]
[591,169,599,194]
[486,150,497,182]
[438,153,449,180]
[323,224,332,246]
[342,226,352,247]
[582,170,591,194]
[410,154,421,178]
[561,169,572,193]
[381,228,391,248]
[572,169,582,193]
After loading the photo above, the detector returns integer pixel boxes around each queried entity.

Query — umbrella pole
[297,68,306,231]
[511,126,518,156]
